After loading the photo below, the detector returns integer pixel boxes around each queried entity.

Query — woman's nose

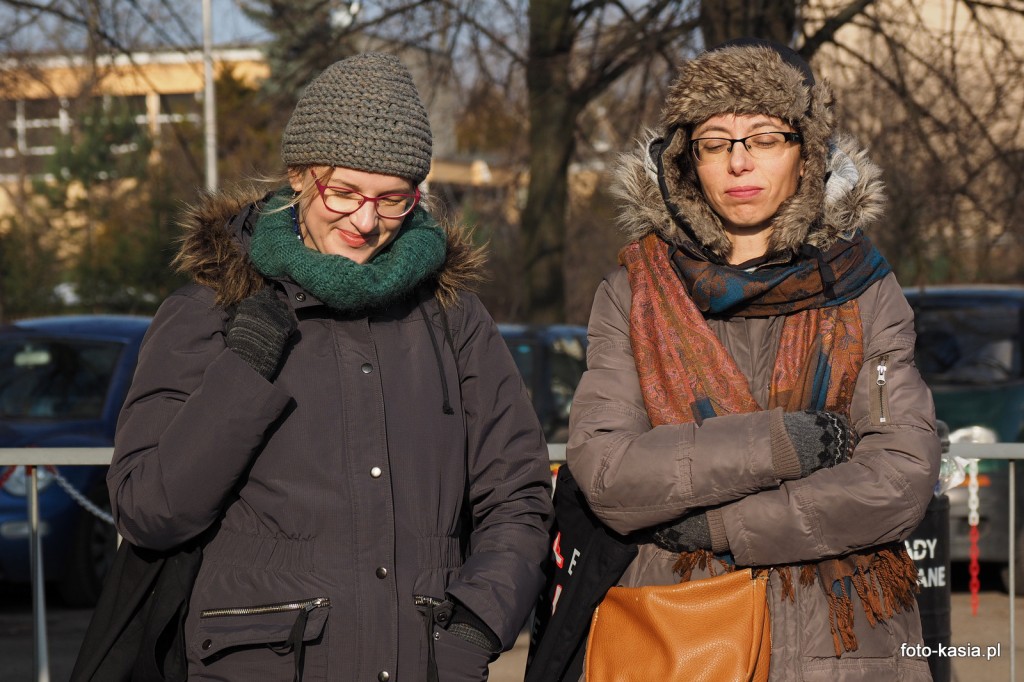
[349,201,378,233]
[728,143,755,173]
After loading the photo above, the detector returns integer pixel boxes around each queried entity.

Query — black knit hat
[281,52,433,185]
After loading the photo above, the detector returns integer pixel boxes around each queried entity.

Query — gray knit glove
[782,410,852,477]
[226,287,297,381]
[652,512,712,553]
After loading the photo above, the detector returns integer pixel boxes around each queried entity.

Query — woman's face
[692,113,804,239]
[289,166,415,264]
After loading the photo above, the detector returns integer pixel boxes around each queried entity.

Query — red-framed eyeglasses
[311,170,420,219]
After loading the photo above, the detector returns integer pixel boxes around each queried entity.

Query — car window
[548,334,587,433]
[913,303,1022,384]
[0,338,123,419]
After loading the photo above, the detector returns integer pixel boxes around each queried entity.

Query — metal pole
[202,0,218,193]
[1010,460,1016,682]
[28,466,50,682]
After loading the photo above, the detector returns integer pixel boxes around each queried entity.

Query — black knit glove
[652,512,712,553]
[226,287,297,381]
[446,600,501,653]
[782,410,852,477]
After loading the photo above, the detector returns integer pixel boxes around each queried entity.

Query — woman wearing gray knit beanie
[92,52,552,682]
[528,39,940,682]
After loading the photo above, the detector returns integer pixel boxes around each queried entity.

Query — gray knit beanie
[281,52,433,185]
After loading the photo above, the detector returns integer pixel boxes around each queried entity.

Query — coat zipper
[875,355,889,424]
[200,596,330,619]
[414,595,445,608]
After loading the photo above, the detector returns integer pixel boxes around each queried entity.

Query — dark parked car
[0,315,151,607]
[499,324,588,444]
[905,285,1024,592]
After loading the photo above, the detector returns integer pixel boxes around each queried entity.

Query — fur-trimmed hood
[171,184,486,308]
[614,42,885,263]
[613,132,886,259]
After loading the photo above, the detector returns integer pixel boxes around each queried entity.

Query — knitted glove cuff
[706,508,730,555]
[769,407,802,480]
[782,410,852,478]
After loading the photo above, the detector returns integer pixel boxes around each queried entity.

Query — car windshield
[0,338,123,419]
[913,303,1022,384]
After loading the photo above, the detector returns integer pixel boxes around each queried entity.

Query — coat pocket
[192,597,330,681]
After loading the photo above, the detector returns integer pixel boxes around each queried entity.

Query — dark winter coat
[106,190,553,681]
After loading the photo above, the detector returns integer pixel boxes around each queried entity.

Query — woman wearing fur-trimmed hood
[100,52,552,681]
[563,39,940,680]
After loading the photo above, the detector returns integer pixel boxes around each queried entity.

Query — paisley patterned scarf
[620,232,918,656]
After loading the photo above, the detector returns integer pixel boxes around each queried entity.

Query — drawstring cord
[284,604,313,682]
[417,299,455,415]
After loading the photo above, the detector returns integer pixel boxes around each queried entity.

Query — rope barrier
[44,465,115,526]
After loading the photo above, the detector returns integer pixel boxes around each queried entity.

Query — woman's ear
[287,168,305,193]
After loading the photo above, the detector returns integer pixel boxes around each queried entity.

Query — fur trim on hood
[613,132,885,255]
[171,184,486,309]
[622,42,882,262]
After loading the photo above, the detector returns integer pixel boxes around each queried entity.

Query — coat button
[376,567,388,579]
[370,467,382,478]
[201,639,212,650]
[294,292,306,302]
[361,363,373,374]
[378,673,390,682]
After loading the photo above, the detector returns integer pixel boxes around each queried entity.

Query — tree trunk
[522,0,579,323]
[699,0,797,47]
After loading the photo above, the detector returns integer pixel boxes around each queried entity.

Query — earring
[289,205,303,241]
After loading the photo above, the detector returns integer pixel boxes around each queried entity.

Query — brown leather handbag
[584,568,771,682]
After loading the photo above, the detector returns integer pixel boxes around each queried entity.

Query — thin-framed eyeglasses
[311,170,420,219]
[690,131,802,163]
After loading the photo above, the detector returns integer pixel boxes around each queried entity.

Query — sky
[208,0,270,47]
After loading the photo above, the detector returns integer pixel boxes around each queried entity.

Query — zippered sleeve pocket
[193,596,330,661]
[869,354,890,426]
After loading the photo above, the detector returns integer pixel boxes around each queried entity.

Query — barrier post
[28,466,50,682]
[1009,460,1016,679]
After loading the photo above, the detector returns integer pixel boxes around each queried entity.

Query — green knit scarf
[249,188,447,312]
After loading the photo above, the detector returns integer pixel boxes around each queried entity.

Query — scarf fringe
[674,546,919,657]
[671,549,735,581]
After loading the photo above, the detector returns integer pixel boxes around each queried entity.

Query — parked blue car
[0,315,151,607]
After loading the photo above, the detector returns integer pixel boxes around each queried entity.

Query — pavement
[1,566,1021,681]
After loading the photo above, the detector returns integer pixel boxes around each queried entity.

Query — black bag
[70,539,202,682]
[525,465,638,682]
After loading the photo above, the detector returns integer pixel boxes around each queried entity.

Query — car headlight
[1,466,55,496]
[949,426,999,444]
